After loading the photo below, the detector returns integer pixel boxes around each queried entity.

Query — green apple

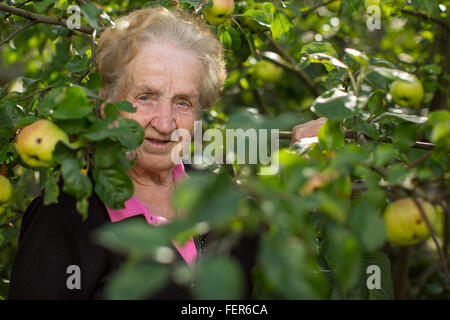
[252,60,283,83]
[383,198,438,246]
[0,176,13,214]
[203,0,235,26]
[15,119,69,168]
[390,77,424,108]
[364,0,380,8]
[326,0,341,12]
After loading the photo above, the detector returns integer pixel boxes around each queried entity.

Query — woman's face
[118,41,202,174]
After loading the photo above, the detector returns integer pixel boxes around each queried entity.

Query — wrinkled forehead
[124,41,203,92]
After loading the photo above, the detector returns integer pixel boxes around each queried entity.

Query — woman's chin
[136,152,178,173]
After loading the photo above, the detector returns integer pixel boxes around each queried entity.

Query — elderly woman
[8,6,325,299]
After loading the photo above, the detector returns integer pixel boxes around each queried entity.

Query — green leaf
[318,119,345,150]
[367,91,385,114]
[392,122,417,148]
[300,42,338,57]
[0,99,26,128]
[344,48,369,66]
[176,171,243,226]
[95,218,175,257]
[411,0,438,15]
[194,256,244,299]
[33,0,57,12]
[349,198,386,252]
[13,116,42,130]
[80,3,103,30]
[218,27,232,50]
[40,87,65,117]
[364,251,394,300]
[114,117,145,149]
[259,233,329,299]
[371,67,417,83]
[61,159,92,200]
[243,9,272,28]
[374,143,400,167]
[93,140,121,169]
[44,172,59,205]
[386,163,409,185]
[53,86,93,120]
[307,53,348,72]
[67,55,90,74]
[374,112,427,124]
[92,165,134,209]
[325,224,363,291]
[311,89,357,120]
[270,11,293,42]
[83,117,144,150]
[105,262,170,300]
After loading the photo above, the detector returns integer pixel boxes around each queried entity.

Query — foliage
[0,0,449,300]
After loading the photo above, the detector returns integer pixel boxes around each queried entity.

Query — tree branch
[279,130,437,151]
[302,0,339,18]
[0,21,36,48]
[4,0,33,19]
[410,196,450,287]
[0,3,95,35]
[401,9,450,30]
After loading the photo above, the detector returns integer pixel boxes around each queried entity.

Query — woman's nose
[149,102,177,134]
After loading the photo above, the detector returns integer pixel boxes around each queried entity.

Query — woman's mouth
[145,138,171,147]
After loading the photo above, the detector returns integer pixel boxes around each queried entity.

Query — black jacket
[8,165,258,300]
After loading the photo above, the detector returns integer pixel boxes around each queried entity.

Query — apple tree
[0,0,449,300]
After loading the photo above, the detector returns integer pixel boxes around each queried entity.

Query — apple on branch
[203,0,235,26]
[0,176,13,214]
[15,119,69,168]
[390,76,424,108]
[383,198,438,246]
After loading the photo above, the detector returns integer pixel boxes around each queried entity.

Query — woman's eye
[177,101,190,108]
[138,96,150,102]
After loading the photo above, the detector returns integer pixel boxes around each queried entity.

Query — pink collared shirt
[105,162,197,266]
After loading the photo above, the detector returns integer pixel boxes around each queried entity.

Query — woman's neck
[128,165,176,220]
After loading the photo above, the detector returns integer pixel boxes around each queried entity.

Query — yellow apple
[383,198,438,246]
[326,0,341,12]
[203,0,235,26]
[15,119,69,168]
[0,176,13,214]
[390,77,424,108]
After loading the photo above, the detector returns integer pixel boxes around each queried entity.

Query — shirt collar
[105,161,188,225]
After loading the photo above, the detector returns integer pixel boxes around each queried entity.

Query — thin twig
[0,21,36,48]
[17,84,55,101]
[407,150,434,169]
[0,3,95,35]
[411,196,450,286]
